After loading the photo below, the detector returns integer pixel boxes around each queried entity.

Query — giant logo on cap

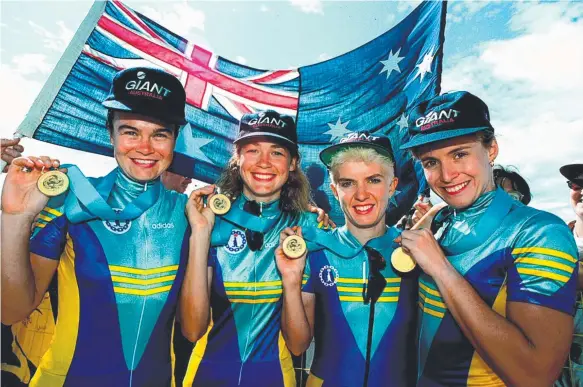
[416,109,459,131]
[340,132,379,143]
[125,71,172,101]
[247,116,287,130]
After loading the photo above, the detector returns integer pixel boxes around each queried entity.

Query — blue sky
[1,0,582,220]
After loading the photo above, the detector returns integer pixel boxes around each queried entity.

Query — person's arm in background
[1,138,24,172]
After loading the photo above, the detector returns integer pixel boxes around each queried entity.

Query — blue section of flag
[21,0,446,225]
[297,1,444,223]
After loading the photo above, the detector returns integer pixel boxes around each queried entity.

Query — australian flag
[16,0,447,225]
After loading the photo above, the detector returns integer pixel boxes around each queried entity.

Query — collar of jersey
[439,188,513,255]
[237,194,281,218]
[304,225,400,259]
[446,188,496,223]
[115,168,159,199]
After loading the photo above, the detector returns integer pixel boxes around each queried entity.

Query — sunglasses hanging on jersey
[362,247,387,305]
[243,200,265,251]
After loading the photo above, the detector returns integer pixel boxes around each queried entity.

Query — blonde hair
[329,147,395,184]
[215,146,313,214]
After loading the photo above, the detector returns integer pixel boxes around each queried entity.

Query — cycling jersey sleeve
[508,212,579,315]
[29,198,68,260]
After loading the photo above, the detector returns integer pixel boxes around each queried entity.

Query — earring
[489,160,494,167]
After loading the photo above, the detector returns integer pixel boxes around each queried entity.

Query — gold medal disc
[283,235,307,259]
[209,193,231,215]
[391,247,417,273]
[37,170,69,197]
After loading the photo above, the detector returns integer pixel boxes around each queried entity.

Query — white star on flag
[396,113,408,135]
[176,124,215,165]
[415,47,435,82]
[379,48,404,79]
[324,118,351,141]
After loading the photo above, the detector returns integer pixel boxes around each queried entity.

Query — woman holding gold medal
[1,67,195,386]
[179,110,330,387]
[397,91,578,386]
[276,132,418,387]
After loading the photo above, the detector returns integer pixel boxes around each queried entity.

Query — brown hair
[411,129,496,159]
[106,110,180,137]
[215,146,313,214]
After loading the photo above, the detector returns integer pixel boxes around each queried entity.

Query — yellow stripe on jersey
[113,285,172,296]
[339,296,399,302]
[515,257,574,274]
[512,247,577,263]
[516,268,570,283]
[224,280,286,303]
[184,323,213,386]
[278,332,297,387]
[223,280,282,288]
[226,289,283,296]
[229,298,281,304]
[419,282,441,298]
[42,206,63,217]
[31,234,79,387]
[109,264,178,275]
[37,213,54,223]
[467,283,507,386]
[419,293,446,309]
[111,275,176,286]
[418,302,445,319]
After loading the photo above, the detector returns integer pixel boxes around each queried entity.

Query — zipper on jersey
[238,249,258,385]
[129,187,150,387]
[363,298,375,387]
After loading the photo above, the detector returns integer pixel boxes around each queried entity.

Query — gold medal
[209,193,231,215]
[282,234,307,259]
[391,247,417,273]
[37,170,69,197]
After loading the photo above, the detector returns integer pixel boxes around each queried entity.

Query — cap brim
[320,142,394,167]
[399,126,491,150]
[559,164,583,183]
[234,132,298,150]
[102,100,187,125]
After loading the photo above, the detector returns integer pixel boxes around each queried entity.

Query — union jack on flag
[16,0,447,225]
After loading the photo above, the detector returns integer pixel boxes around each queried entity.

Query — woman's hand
[395,228,450,278]
[186,184,217,233]
[309,205,336,229]
[275,226,308,285]
[1,156,64,218]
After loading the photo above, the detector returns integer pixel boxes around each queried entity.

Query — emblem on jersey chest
[225,229,247,254]
[103,209,132,234]
[319,265,339,287]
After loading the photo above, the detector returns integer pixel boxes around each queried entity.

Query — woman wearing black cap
[396,91,578,386]
[1,67,195,386]
[179,110,329,387]
[275,132,418,387]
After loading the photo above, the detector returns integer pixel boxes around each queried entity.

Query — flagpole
[15,0,108,139]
